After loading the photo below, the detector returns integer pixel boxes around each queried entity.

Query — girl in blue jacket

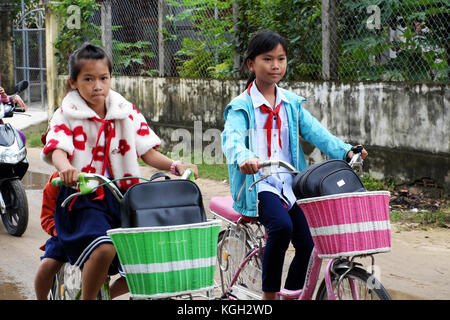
[222,30,367,299]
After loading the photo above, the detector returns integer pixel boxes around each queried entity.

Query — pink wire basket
[297,191,391,258]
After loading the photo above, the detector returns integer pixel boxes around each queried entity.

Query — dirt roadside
[0,147,448,300]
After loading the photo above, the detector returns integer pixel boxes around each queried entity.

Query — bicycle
[210,154,392,300]
[48,169,220,300]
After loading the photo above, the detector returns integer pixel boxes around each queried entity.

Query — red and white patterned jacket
[41,89,161,191]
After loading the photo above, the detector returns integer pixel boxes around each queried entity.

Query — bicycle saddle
[209,196,257,224]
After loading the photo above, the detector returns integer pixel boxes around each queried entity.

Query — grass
[390,209,450,229]
[361,173,395,192]
[24,131,44,148]
[22,121,48,148]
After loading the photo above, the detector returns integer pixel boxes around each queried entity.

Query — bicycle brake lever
[349,153,363,177]
[248,175,270,192]
[61,191,83,208]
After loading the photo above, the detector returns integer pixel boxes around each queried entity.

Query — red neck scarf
[247,82,282,158]
[68,116,115,209]
[89,117,115,200]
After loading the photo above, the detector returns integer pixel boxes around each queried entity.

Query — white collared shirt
[249,81,296,209]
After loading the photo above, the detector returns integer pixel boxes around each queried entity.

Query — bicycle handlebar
[52,173,124,207]
[248,148,364,193]
[52,169,196,208]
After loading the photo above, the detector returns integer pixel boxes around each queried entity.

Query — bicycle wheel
[50,263,111,300]
[48,269,65,300]
[63,263,82,299]
[316,266,391,300]
[217,228,263,299]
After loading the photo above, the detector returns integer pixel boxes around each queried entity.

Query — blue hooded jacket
[221,87,352,217]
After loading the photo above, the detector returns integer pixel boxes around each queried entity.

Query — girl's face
[68,58,111,111]
[247,43,287,87]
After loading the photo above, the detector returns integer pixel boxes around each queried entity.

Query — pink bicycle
[210,156,392,300]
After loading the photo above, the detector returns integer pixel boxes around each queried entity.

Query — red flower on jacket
[119,173,139,190]
[118,139,131,156]
[137,122,150,136]
[81,164,96,173]
[43,139,59,155]
[73,126,87,150]
[132,105,141,114]
[92,146,105,161]
[54,124,72,136]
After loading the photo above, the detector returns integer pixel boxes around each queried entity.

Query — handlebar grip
[351,145,364,154]
[50,173,93,194]
[181,168,195,182]
[51,177,63,187]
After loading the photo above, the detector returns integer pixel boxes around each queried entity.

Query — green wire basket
[107,220,221,299]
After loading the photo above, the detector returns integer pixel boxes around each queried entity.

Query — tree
[0,0,16,92]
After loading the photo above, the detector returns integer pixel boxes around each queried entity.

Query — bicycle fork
[324,258,359,300]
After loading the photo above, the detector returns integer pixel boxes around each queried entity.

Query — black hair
[243,30,288,87]
[65,43,112,94]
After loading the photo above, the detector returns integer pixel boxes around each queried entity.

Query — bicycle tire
[217,228,263,299]
[0,179,28,236]
[316,266,391,300]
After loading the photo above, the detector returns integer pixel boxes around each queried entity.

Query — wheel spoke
[317,267,391,300]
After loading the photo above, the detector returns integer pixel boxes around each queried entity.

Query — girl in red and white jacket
[38,43,197,299]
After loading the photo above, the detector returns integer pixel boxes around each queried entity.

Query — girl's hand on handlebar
[58,165,80,187]
[176,163,199,179]
[346,145,368,162]
[240,158,261,175]
[12,95,27,110]
[52,149,80,187]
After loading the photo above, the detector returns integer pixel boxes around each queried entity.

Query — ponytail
[246,72,256,88]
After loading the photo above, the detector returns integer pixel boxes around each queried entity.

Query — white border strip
[122,256,216,274]
[318,247,391,259]
[310,220,391,236]
[296,191,391,204]
[130,285,215,300]
[107,219,222,236]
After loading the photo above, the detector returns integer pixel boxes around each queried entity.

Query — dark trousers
[257,191,314,292]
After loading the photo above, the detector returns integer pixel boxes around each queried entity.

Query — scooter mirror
[14,80,29,93]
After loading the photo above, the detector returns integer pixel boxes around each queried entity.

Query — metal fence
[88,0,230,78]
[53,0,449,82]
